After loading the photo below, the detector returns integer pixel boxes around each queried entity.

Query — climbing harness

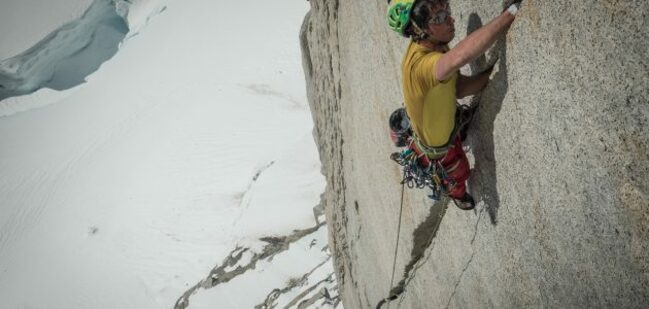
[388,104,474,201]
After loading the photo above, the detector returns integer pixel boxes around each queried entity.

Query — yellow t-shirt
[401,41,458,147]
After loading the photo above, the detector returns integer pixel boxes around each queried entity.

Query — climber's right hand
[503,0,523,16]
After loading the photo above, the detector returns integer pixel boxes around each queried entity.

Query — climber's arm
[456,65,494,98]
[435,11,515,81]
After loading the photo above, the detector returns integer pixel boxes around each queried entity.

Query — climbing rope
[387,181,406,309]
[378,104,476,308]
[377,179,406,309]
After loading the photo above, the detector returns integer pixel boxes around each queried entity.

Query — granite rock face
[300,0,649,308]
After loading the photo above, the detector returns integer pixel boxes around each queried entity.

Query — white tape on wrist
[507,3,520,16]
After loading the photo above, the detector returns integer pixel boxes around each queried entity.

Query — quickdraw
[389,147,452,201]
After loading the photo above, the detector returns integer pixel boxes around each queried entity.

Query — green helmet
[387,0,416,37]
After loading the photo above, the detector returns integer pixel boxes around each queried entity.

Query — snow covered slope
[0,0,338,308]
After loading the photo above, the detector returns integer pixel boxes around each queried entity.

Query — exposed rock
[174,223,325,309]
[301,0,649,308]
[255,257,340,309]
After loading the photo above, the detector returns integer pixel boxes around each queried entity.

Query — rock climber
[387,0,523,209]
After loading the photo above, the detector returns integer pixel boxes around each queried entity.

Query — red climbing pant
[409,135,471,200]
[436,136,470,199]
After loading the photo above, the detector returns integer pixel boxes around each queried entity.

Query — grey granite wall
[300,0,649,308]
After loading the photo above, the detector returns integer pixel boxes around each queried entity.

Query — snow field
[0,0,334,308]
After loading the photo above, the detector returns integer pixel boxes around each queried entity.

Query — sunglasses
[428,4,452,25]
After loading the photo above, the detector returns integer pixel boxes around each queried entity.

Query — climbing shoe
[452,193,475,210]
